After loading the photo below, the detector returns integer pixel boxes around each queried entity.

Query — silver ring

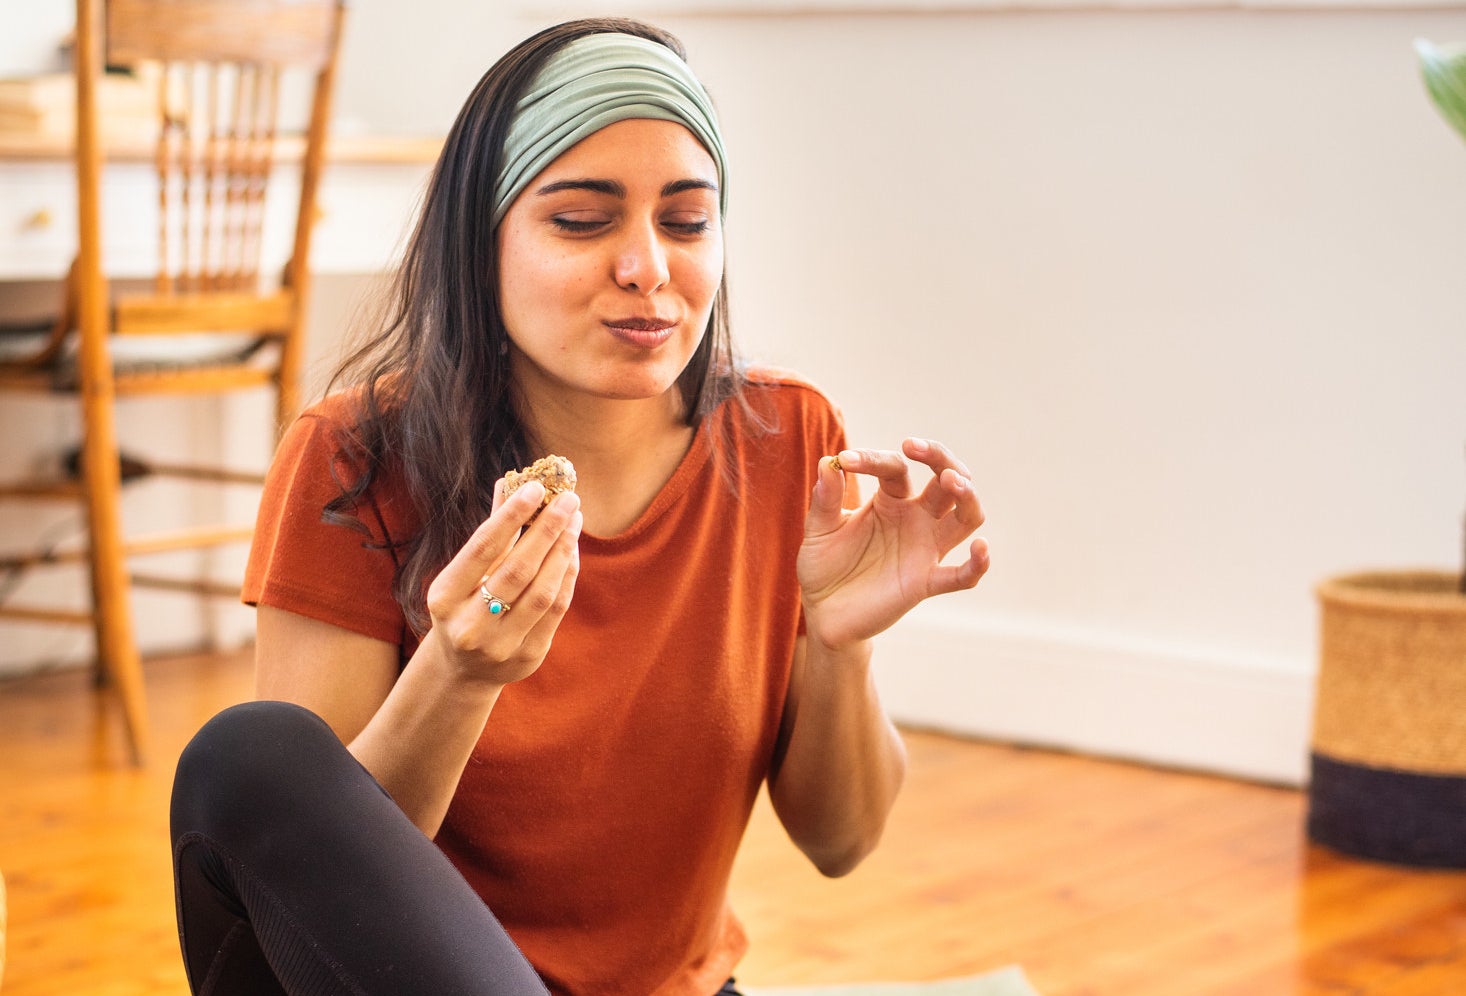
[479,582,511,616]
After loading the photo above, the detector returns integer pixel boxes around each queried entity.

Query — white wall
[525,4,1466,784]
[6,1,1466,784]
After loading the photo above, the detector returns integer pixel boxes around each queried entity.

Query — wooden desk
[0,132,442,279]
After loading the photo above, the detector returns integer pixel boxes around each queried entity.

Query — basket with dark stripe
[1308,570,1466,867]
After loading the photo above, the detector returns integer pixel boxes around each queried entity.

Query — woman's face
[496,117,724,411]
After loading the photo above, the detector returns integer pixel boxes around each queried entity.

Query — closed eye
[550,217,607,233]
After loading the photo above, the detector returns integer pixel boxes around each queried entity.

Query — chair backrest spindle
[178,63,197,290]
[243,65,279,289]
[113,0,336,297]
[152,64,171,295]
[200,63,219,291]
[146,59,280,294]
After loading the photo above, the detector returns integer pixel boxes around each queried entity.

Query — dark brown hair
[325,18,747,636]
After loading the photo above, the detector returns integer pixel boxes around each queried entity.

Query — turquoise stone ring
[479,582,512,616]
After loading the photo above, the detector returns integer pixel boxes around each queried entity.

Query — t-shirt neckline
[578,412,717,550]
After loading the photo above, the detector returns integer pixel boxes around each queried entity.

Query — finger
[476,492,581,604]
[483,504,582,622]
[927,537,991,596]
[805,455,849,537]
[903,437,973,481]
[931,468,986,554]
[501,502,581,611]
[835,447,912,500]
[432,481,546,604]
[478,480,512,580]
[514,525,583,658]
[444,509,581,672]
[904,438,980,526]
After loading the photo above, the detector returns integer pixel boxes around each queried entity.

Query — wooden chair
[0,0,346,764]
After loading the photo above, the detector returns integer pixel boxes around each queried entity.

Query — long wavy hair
[324,18,747,637]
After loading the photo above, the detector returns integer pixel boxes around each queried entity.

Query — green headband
[491,32,728,229]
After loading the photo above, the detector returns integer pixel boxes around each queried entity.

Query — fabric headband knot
[491,32,728,230]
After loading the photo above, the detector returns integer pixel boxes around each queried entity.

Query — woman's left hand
[798,437,989,651]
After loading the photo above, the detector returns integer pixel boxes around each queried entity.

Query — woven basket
[1307,570,1466,866]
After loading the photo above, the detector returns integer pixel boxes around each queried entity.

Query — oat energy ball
[501,454,577,514]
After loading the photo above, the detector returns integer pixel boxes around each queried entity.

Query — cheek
[499,242,580,323]
[683,244,724,308]
[496,238,532,325]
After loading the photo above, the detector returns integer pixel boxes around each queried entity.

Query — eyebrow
[661,178,719,198]
[534,177,719,199]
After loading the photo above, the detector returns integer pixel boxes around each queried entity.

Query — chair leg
[80,436,151,766]
[71,0,149,766]
[87,553,110,691]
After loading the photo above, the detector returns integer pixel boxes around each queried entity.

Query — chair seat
[0,330,53,364]
[0,284,292,392]
[0,332,273,393]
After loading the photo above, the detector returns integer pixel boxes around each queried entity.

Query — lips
[604,316,677,348]
[605,317,676,332]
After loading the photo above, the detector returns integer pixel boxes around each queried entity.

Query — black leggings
[171,700,551,995]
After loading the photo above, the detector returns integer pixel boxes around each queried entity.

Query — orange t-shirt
[243,370,847,995]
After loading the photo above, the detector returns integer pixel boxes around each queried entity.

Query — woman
[170,16,989,996]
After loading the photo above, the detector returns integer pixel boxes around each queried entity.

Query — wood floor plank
[4,649,1466,994]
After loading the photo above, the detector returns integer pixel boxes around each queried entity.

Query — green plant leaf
[1417,38,1466,144]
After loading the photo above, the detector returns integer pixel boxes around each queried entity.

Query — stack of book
[0,71,157,145]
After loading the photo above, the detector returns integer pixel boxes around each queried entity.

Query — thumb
[805,454,848,537]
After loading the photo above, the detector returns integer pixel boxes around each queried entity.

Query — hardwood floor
[2,649,1465,994]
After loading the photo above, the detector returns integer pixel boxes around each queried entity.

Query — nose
[612,220,670,295]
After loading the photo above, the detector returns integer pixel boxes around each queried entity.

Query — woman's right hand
[423,479,583,687]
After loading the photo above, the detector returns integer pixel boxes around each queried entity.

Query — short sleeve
[242,403,411,649]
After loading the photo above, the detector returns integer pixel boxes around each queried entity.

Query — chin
[594,358,696,401]
[596,377,686,403]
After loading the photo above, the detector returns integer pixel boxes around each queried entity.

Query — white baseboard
[872,605,1316,787]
